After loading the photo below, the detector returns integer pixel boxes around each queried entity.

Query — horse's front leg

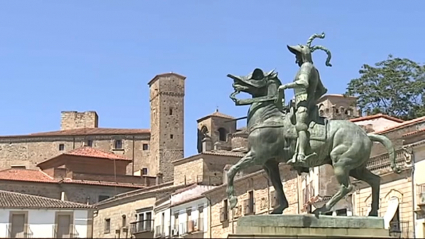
[226,151,256,209]
[264,160,288,214]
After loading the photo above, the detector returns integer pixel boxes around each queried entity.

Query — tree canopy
[345,55,425,120]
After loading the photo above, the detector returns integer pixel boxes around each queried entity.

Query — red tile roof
[65,146,131,161]
[0,168,55,183]
[0,168,144,188]
[350,113,404,123]
[402,128,425,137]
[0,128,150,139]
[375,116,425,134]
[0,190,94,209]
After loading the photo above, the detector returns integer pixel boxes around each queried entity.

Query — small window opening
[170,134,174,139]
[218,128,227,141]
[87,139,93,147]
[169,108,173,115]
[114,139,123,149]
[59,144,65,151]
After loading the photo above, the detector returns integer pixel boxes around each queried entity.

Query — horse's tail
[367,133,401,174]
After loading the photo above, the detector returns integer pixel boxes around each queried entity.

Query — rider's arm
[280,63,313,90]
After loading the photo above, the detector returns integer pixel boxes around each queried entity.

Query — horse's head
[227,68,279,101]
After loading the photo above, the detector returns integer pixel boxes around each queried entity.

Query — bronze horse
[226,68,401,216]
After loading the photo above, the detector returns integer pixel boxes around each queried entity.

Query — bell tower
[148,73,185,182]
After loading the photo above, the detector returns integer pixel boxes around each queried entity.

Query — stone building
[0,146,157,205]
[0,72,185,181]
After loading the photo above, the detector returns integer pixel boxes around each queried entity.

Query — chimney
[156,173,163,185]
[60,191,66,201]
[202,137,212,152]
[223,164,233,184]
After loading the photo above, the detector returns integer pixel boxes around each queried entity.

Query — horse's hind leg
[313,146,355,216]
[350,166,381,216]
[264,160,288,214]
[227,151,256,209]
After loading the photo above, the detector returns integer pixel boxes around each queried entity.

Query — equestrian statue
[225,32,402,217]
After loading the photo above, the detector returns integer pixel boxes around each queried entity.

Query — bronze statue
[226,33,401,217]
[275,33,330,165]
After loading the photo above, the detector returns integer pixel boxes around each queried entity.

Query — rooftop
[0,168,144,188]
[0,190,94,209]
[0,127,150,139]
[62,146,130,161]
[197,109,235,122]
[350,113,404,123]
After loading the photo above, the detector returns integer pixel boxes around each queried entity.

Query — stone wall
[149,73,185,182]
[197,115,237,151]
[204,165,298,238]
[353,171,413,238]
[60,111,99,130]
[0,136,150,175]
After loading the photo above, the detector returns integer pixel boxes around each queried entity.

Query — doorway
[56,213,73,238]
[10,213,27,238]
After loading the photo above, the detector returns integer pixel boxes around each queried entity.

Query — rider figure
[276,33,332,165]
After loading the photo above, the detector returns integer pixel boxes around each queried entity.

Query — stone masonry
[148,73,185,182]
[203,165,298,238]
[61,111,99,130]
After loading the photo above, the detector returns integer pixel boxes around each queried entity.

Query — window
[223,199,228,220]
[104,218,111,234]
[170,134,174,139]
[169,107,173,115]
[248,191,254,213]
[142,168,148,175]
[218,128,226,141]
[86,139,93,147]
[98,195,110,202]
[114,139,123,149]
[142,144,149,150]
[59,144,65,151]
[122,215,126,227]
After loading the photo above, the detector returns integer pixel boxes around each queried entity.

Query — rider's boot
[290,130,316,165]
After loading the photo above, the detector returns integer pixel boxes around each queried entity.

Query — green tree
[345,55,425,120]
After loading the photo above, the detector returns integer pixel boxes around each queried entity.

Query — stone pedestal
[228,214,389,238]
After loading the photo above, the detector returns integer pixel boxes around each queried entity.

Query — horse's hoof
[312,206,328,218]
[368,210,378,217]
[270,205,287,214]
[229,197,238,210]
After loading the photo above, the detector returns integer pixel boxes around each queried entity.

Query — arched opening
[319,110,324,116]
[201,126,209,135]
[218,127,227,141]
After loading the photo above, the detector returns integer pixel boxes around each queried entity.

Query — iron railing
[52,224,79,238]
[154,225,164,238]
[130,219,154,234]
[389,221,409,238]
[7,224,33,238]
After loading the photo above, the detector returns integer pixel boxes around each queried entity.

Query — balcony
[180,218,204,238]
[53,224,79,238]
[130,219,154,238]
[7,224,33,238]
[389,221,409,238]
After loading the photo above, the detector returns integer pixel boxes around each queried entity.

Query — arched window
[218,128,227,141]
[201,126,208,135]
[319,110,324,116]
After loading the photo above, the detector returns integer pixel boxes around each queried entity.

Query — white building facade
[0,190,94,238]
[153,184,214,238]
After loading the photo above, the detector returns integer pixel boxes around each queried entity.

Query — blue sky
[0,1,424,157]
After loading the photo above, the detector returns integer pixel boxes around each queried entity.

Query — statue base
[227,214,389,238]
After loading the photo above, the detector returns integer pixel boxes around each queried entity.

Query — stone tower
[196,110,236,153]
[148,73,185,182]
[316,94,361,120]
